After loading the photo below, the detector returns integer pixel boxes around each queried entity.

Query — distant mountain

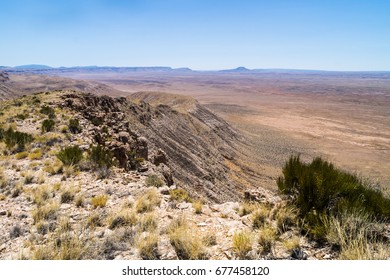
[220,66,251,73]
[15,64,52,69]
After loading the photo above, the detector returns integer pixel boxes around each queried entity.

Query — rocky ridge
[0,90,341,260]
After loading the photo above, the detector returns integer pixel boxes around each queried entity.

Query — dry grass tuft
[232,230,253,259]
[252,204,270,229]
[90,194,109,208]
[257,226,277,254]
[137,233,159,260]
[192,200,203,214]
[168,216,207,260]
[135,188,161,213]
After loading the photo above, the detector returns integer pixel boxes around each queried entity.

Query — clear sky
[0,0,389,70]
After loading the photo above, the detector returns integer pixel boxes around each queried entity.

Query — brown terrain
[54,70,390,193]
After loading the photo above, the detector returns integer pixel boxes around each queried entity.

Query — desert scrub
[277,156,390,238]
[90,194,109,208]
[28,148,43,160]
[257,226,277,254]
[41,119,55,133]
[232,230,253,259]
[283,236,301,252]
[135,188,161,213]
[137,233,159,260]
[275,205,298,233]
[108,209,137,229]
[0,127,33,151]
[75,194,85,207]
[169,188,192,202]
[252,204,270,229]
[322,210,389,259]
[44,159,63,175]
[22,170,34,184]
[32,201,59,224]
[86,212,105,229]
[145,174,164,188]
[15,151,28,159]
[168,217,207,260]
[88,145,113,169]
[237,202,256,217]
[57,145,83,166]
[68,118,82,134]
[31,232,92,260]
[60,187,76,203]
[31,185,54,206]
[139,213,157,232]
[39,105,55,118]
[192,200,203,214]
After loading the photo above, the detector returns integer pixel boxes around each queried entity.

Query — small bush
[277,156,390,238]
[31,185,53,206]
[57,146,83,166]
[90,194,109,208]
[169,188,192,202]
[41,119,55,133]
[145,174,164,188]
[75,195,85,207]
[39,106,55,118]
[88,145,113,169]
[275,206,297,234]
[68,119,82,134]
[91,117,103,126]
[10,225,23,238]
[86,212,105,228]
[203,233,217,246]
[1,127,33,151]
[232,230,252,259]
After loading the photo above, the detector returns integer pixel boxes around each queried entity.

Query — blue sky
[0,0,389,70]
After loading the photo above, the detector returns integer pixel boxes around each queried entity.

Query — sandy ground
[54,71,390,193]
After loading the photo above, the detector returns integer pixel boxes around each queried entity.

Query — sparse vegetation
[237,202,256,217]
[32,201,59,224]
[145,174,164,188]
[57,145,83,166]
[90,194,109,208]
[108,209,137,229]
[192,200,203,214]
[278,156,390,239]
[252,205,270,229]
[88,145,113,169]
[257,226,277,254]
[232,230,252,259]
[68,118,82,134]
[0,127,33,152]
[168,216,207,260]
[39,106,55,118]
[135,188,161,213]
[169,188,192,202]
[41,119,55,132]
[137,233,159,260]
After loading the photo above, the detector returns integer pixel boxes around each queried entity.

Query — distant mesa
[220,66,251,73]
[15,64,53,69]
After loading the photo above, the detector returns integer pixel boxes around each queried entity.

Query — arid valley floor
[58,70,390,193]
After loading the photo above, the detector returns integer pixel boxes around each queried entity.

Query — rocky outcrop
[60,92,245,202]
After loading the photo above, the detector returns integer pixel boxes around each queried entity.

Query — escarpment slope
[61,91,244,202]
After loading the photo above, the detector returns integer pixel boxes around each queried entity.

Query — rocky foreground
[1,90,385,260]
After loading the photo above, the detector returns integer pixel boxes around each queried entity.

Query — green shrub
[277,156,390,238]
[57,146,83,166]
[41,119,55,133]
[88,145,113,169]
[39,106,55,118]
[0,127,33,151]
[68,119,82,134]
[145,174,164,188]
